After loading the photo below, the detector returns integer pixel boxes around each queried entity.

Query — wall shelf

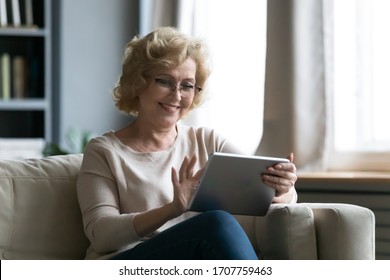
[0,28,45,37]
[0,99,48,110]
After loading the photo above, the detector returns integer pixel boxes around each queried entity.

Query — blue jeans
[110,210,258,260]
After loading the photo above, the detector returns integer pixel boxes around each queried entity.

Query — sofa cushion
[0,154,89,259]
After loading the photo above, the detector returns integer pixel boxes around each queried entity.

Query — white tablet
[188,152,290,216]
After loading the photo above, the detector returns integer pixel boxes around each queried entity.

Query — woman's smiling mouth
[159,103,181,112]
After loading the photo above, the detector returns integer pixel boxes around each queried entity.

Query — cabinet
[0,0,51,146]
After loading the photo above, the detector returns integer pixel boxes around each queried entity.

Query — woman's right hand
[133,155,203,237]
[170,154,204,216]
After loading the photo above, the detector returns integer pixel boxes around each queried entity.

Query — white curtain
[257,0,329,170]
[140,0,267,155]
[140,0,179,35]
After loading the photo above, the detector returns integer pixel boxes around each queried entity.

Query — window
[139,0,267,155]
[187,0,267,155]
[328,0,390,171]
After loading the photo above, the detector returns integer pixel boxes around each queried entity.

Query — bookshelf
[0,0,51,156]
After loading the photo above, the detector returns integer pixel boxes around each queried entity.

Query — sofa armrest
[235,203,375,260]
[301,203,376,260]
[0,154,89,260]
[235,204,318,260]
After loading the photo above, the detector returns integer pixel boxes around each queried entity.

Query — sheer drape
[140,0,267,155]
[257,0,329,171]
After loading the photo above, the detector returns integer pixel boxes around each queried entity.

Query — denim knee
[197,210,246,239]
[195,210,257,260]
[200,210,237,227]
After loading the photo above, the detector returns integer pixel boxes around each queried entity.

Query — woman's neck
[116,120,178,152]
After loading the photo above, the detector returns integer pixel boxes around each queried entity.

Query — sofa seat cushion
[0,154,89,260]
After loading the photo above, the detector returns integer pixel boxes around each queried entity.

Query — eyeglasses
[151,77,202,96]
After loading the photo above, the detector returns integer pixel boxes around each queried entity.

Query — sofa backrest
[0,154,90,259]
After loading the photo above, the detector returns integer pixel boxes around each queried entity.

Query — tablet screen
[188,152,289,216]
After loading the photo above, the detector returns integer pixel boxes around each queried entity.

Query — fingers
[263,152,297,195]
[178,154,198,182]
[267,162,297,179]
[187,154,197,178]
[262,173,295,194]
[171,156,201,214]
[171,167,179,187]
[194,167,205,181]
[178,156,189,183]
[287,152,294,163]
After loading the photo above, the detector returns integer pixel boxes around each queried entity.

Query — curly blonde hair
[112,27,211,116]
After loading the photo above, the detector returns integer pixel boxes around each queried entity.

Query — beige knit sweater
[76,124,241,259]
[77,124,296,259]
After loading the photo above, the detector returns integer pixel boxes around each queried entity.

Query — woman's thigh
[111,210,257,260]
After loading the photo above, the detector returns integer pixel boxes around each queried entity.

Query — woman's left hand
[262,153,297,203]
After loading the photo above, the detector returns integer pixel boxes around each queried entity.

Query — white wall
[55,0,138,149]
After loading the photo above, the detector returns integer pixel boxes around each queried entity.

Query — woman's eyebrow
[154,74,196,83]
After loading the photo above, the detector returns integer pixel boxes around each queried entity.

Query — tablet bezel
[188,152,290,216]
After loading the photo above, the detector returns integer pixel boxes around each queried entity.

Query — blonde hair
[113,27,211,116]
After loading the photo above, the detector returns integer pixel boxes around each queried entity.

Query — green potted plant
[43,128,96,156]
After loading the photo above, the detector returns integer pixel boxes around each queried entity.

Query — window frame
[325,0,390,172]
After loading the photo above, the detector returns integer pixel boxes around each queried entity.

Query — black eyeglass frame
[145,75,202,94]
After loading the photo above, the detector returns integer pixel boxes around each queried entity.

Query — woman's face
[137,58,197,130]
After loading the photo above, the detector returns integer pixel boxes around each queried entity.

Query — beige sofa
[0,154,375,260]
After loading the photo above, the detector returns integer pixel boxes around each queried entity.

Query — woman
[76,27,297,260]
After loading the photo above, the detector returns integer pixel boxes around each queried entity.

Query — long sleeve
[77,140,141,254]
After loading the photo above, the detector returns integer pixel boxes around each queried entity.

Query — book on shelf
[0,0,7,27]
[11,0,21,27]
[0,52,43,100]
[0,137,45,160]
[1,52,11,100]
[0,0,34,28]
[12,55,27,98]
[24,0,33,27]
